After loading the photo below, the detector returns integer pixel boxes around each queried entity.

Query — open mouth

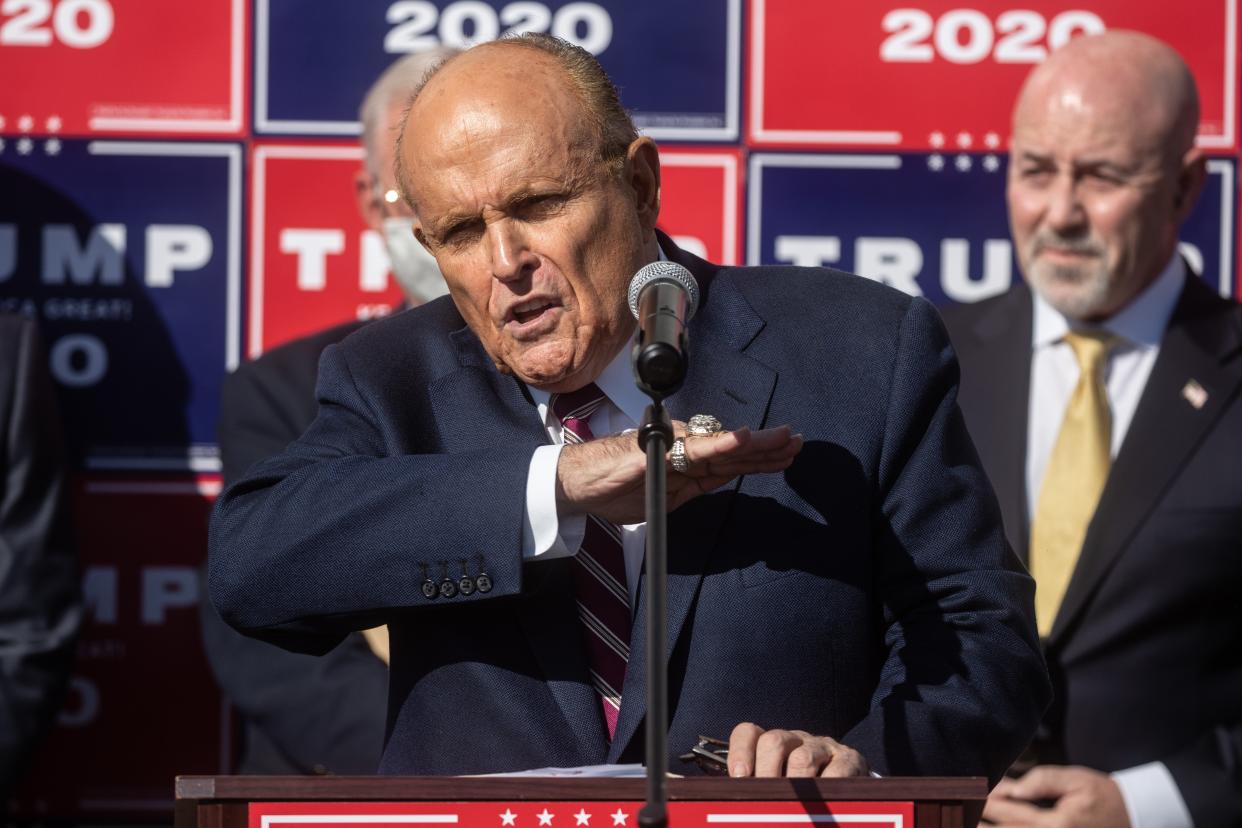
[508,297,560,326]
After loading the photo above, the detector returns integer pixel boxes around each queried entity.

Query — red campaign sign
[0,0,247,137]
[750,0,1237,151]
[659,149,743,266]
[250,800,916,828]
[249,142,405,357]
[13,477,229,820]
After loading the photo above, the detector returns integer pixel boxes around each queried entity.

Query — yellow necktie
[1030,330,1116,637]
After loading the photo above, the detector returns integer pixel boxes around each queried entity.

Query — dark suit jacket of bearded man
[208,235,1050,781]
[942,274,1242,823]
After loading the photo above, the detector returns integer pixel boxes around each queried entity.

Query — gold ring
[687,414,724,437]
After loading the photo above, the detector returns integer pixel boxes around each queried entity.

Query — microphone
[628,260,700,399]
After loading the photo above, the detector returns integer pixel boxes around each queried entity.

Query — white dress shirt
[1026,252,1194,828]
[522,346,650,606]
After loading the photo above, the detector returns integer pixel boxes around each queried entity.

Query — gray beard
[1027,259,1113,321]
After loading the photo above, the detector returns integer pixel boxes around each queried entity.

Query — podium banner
[0,139,241,470]
[255,0,740,140]
[750,0,1237,151]
[0,0,247,137]
[250,799,916,828]
[747,153,1237,305]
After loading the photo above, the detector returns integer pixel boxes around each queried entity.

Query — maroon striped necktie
[549,383,631,739]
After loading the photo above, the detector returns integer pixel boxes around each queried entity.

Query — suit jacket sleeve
[1162,724,1242,824]
[208,340,533,654]
[840,297,1050,784]
[0,317,81,793]
[201,358,388,773]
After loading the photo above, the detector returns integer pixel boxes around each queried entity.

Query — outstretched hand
[555,421,803,525]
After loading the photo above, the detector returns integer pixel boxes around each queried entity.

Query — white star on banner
[956,131,972,148]
[18,115,34,132]
[984,131,1000,148]
[0,115,6,130]
[610,810,628,826]
[927,154,945,172]
[955,154,972,172]
[500,809,517,826]
[982,154,999,172]
[537,809,554,826]
[929,131,945,148]
[574,810,591,825]
[45,138,61,156]
[46,115,62,132]
[17,138,33,155]
[0,138,6,153]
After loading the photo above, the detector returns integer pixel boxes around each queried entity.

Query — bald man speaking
[210,34,1047,781]
[944,32,1242,827]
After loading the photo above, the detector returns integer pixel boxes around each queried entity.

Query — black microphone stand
[635,400,672,828]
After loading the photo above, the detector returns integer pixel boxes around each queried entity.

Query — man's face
[1007,87,1188,321]
[402,51,656,392]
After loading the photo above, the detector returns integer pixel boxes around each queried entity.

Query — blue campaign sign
[256,0,739,140]
[746,153,1236,305]
[0,139,241,471]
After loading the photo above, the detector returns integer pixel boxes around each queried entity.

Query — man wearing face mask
[198,47,457,775]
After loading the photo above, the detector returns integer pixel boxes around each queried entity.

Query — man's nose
[485,221,537,282]
[1045,174,1087,233]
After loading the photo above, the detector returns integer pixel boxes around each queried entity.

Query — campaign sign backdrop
[747,153,1237,304]
[750,0,1238,151]
[249,144,741,357]
[0,0,247,137]
[659,148,743,266]
[249,142,403,356]
[0,139,241,471]
[256,0,740,140]
[11,478,229,820]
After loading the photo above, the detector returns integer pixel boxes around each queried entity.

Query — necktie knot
[1064,329,1118,376]
[550,382,608,443]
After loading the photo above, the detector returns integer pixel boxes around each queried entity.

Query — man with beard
[199,47,455,775]
[942,31,1242,827]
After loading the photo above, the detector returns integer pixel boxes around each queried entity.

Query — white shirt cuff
[1112,761,1194,828]
[523,443,586,560]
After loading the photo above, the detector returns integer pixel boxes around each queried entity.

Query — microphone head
[627,261,700,321]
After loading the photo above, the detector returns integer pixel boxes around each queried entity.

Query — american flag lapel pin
[1182,379,1209,410]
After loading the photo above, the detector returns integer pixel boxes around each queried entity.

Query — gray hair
[395,33,639,206]
[359,47,459,177]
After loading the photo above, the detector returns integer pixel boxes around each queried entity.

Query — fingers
[675,425,804,478]
[725,723,868,778]
[1007,766,1076,801]
[727,722,763,777]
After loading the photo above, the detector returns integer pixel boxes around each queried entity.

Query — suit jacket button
[421,579,438,600]
[475,573,492,593]
[458,574,476,596]
[439,578,458,599]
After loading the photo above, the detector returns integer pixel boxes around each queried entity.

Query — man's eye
[1019,168,1053,183]
[518,195,567,219]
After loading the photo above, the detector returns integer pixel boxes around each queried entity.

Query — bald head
[1006,31,1206,322]
[1015,30,1199,165]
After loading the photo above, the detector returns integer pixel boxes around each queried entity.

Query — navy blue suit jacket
[209,243,1048,781]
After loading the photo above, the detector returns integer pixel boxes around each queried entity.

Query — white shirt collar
[1031,252,1186,349]
[526,241,669,421]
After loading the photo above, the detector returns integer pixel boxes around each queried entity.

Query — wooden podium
[176,776,986,828]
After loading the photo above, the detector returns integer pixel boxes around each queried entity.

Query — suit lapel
[958,285,1033,561]
[608,247,777,762]
[1048,277,1242,644]
[430,326,607,761]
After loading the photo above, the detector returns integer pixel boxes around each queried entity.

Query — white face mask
[383,216,449,303]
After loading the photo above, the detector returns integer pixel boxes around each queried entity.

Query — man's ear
[1173,147,1208,222]
[354,169,384,233]
[625,136,661,235]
